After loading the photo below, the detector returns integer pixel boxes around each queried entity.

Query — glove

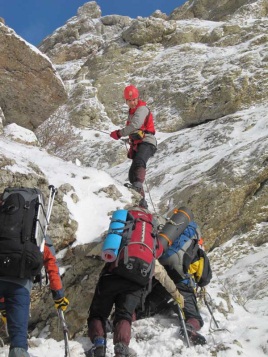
[174,293,184,309]
[110,130,121,140]
[0,310,7,324]
[54,297,69,311]
[199,287,206,299]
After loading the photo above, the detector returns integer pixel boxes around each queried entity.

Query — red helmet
[124,85,139,100]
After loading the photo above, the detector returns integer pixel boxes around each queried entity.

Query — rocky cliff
[35,0,268,249]
[0,23,67,129]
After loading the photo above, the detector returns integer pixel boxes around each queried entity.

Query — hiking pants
[0,281,30,351]
[141,280,204,327]
[128,143,156,185]
[88,274,144,346]
[177,282,204,328]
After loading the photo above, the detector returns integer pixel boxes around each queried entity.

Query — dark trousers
[88,274,144,346]
[0,281,30,350]
[128,143,156,185]
[138,279,204,328]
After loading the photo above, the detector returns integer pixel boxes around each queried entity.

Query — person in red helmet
[110,85,157,208]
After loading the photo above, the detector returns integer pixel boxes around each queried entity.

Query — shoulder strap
[144,108,150,127]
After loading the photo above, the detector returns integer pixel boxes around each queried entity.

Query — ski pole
[45,185,58,232]
[58,310,71,357]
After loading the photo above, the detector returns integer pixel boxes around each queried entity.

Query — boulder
[0,23,67,129]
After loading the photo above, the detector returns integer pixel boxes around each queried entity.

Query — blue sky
[1,0,187,46]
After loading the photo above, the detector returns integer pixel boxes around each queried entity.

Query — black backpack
[0,187,47,279]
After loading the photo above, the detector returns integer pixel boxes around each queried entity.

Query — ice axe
[168,299,190,348]
[202,288,220,329]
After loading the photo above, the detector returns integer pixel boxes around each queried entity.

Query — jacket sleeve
[120,106,149,137]
[43,236,64,300]
[154,260,182,301]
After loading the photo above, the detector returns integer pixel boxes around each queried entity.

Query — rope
[144,178,157,214]
[74,118,158,212]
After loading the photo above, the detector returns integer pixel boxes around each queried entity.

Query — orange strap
[173,208,191,222]
[159,209,191,246]
[159,233,173,246]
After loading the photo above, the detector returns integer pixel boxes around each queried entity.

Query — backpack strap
[21,197,30,243]
[115,213,136,267]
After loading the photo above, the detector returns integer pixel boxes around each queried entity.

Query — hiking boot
[124,182,145,197]
[85,336,106,357]
[9,348,30,357]
[189,331,207,345]
[138,198,148,209]
[180,324,207,346]
[132,182,144,196]
[114,343,137,357]
[114,348,137,357]
[85,346,106,357]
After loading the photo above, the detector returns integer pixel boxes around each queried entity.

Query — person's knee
[186,317,202,331]
[133,157,146,168]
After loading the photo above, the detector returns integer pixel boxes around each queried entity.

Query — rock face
[0,23,67,129]
[0,107,5,134]
[170,0,268,21]
[37,0,268,139]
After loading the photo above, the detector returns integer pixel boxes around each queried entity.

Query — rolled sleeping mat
[101,209,128,262]
[158,206,194,251]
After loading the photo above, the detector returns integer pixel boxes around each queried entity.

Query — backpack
[188,248,212,287]
[159,221,200,279]
[0,187,47,279]
[110,207,163,286]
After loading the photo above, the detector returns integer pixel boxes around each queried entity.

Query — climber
[110,84,157,208]
[0,235,69,357]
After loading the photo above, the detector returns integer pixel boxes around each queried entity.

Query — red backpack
[110,207,163,286]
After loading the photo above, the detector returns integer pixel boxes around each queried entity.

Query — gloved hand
[174,293,184,309]
[110,130,121,140]
[0,310,7,324]
[54,297,69,311]
[199,287,206,299]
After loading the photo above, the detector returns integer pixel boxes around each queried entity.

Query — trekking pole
[58,310,71,357]
[39,185,57,255]
[202,289,219,329]
[168,299,190,348]
[45,185,58,233]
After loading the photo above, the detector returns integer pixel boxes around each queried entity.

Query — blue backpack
[159,221,200,279]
